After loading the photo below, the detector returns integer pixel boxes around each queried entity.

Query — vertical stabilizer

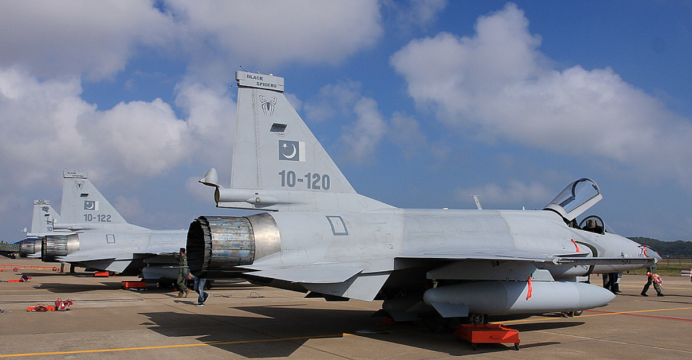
[29,200,59,234]
[209,72,391,212]
[59,171,127,224]
[231,72,355,194]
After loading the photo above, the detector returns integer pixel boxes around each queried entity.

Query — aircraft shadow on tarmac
[33,281,122,293]
[140,306,582,357]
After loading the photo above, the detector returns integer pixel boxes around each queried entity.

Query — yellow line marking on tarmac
[498,306,692,324]
[3,302,691,357]
[0,333,360,358]
[0,327,416,358]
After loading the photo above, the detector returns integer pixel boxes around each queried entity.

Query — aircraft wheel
[469,313,485,325]
[573,310,583,316]
[514,343,520,351]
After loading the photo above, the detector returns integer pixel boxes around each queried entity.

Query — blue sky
[1,1,691,242]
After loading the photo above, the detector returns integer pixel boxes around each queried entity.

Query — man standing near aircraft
[175,248,189,298]
[193,274,208,306]
[641,267,664,297]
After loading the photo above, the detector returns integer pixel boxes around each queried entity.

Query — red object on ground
[1,264,61,271]
[94,271,110,277]
[121,281,146,290]
[454,324,520,350]
[55,298,73,311]
[27,299,72,312]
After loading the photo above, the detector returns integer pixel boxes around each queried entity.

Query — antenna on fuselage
[471,195,483,210]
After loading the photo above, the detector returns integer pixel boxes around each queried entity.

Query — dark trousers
[642,277,662,295]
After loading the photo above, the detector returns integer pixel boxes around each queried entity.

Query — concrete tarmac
[2,258,692,359]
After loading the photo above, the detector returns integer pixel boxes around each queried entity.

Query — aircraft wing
[397,249,563,262]
[397,249,656,266]
[552,256,655,266]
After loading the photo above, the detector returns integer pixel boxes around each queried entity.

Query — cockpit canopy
[544,178,603,221]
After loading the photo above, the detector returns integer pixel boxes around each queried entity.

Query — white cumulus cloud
[0,67,236,188]
[0,1,176,80]
[455,180,552,206]
[388,0,448,30]
[339,97,388,163]
[391,3,692,188]
[304,81,429,164]
[165,0,383,69]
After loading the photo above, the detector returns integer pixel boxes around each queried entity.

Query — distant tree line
[629,237,692,257]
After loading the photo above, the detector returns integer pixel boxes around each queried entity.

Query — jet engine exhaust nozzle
[187,213,281,278]
[19,239,43,257]
[41,234,80,262]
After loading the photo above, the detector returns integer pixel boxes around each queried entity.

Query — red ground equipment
[27,298,72,312]
[55,298,73,311]
[454,324,520,351]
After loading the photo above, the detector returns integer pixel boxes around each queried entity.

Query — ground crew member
[641,266,664,297]
[175,248,190,298]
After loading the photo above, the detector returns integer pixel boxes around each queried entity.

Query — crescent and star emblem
[282,143,297,159]
[279,140,304,162]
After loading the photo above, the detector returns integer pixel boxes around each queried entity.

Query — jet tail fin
[208,71,390,212]
[58,171,127,225]
[28,200,59,235]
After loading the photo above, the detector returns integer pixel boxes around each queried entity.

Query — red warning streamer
[526,278,533,300]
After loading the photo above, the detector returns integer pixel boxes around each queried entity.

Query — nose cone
[649,248,662,264]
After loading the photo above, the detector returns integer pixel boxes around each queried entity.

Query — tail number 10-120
[279,170,330,190]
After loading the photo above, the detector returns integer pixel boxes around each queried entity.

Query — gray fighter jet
[19,199,60,258]
[190,71,659,324]
[20,171,186,282]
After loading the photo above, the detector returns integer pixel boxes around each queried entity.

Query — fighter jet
[190,71,659,324]
[19,199,60,258]
[20,171,186,282]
